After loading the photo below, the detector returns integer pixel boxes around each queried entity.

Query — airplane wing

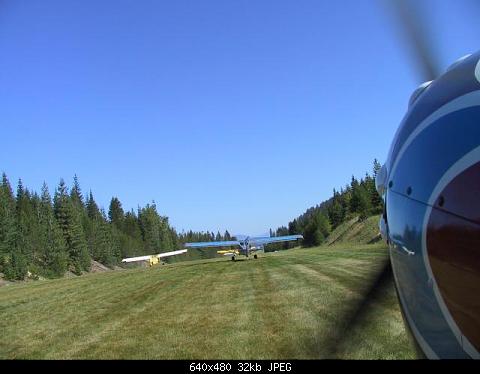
[158,249,188,258]
[184,240,241,248]
[121,249,187,263]
[121,254,152,263]
[249,235,303,245]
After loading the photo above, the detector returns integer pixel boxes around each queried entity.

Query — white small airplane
[121,249,188,267]
[185,234,303,261]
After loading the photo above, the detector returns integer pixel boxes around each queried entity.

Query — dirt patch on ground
[90,260,112,273]
[0,275,12,287]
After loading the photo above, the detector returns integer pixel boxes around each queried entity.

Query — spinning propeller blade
[330,0,444,356]
[326,258,393,357]
[385,0,441,82]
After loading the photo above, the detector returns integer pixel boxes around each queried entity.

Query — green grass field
[0,244,416,359]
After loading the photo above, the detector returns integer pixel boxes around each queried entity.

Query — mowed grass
[0,245,416,359]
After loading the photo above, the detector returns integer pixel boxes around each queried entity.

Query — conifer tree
[70,174,84,209]
[38,183,68,277]
[328,200,343,229]
[352,185,372,221]
[123,210,143,243]
[303,220,324,247]
[159,216,174,251]
[316,212,331,238]
[0,176,15,263]
[288,219,299,235]
[15,179,38,269]
[86,191,100,219]
[371,159,384,212]
[0,173,24,279]
[54,179,90,274]
[108,197,124,229]
[138,203,162,254]
[89,209,118,266]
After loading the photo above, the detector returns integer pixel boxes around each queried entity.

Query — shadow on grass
[301,258,396,358]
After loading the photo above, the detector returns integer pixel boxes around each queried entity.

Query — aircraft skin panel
[250,235,303,245]
[184,240,240,248]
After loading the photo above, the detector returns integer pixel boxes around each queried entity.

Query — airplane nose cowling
[378,215,387,242]
[375,163,388,197]
[425,159,480,356]
[383,52,480,358]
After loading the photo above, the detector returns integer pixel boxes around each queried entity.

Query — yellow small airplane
[121,249,188,267]
[216,249,240,256]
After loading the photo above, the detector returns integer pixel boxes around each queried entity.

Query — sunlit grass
[0,245,416,359]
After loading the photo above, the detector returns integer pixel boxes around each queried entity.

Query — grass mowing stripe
[63,270,211,359]
[269,260,358,358]
[0,245,416,359]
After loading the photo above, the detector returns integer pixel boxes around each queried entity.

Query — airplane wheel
[231,256,235,261]
[254,254,258,259]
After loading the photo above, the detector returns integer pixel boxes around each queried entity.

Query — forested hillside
[0,174,232,280]
[269,159,383,250]
[0,159,384,281]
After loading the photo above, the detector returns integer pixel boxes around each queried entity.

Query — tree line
[0,173,233,280]
[269,159,383,249]
[0,160,383,279]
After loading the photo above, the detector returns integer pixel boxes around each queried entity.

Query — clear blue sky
[0,0,477,235]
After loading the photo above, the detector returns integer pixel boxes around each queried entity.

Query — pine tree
[2,172,240,277]
[15,179,37,271]
[169,227,179,250]
[327,195,344,229]
[316,212,331,238]
[301,209,329,247]
[89,209,118,266]
[108,197,124,229]
[0,173,23,280]
[138,203,162,254]
[288,219,299,235]
[38,183,68,277]
[159,216,174,251]
[123,210,143,243]
[54,179,90,274]
[0,199,15,267]
[70,174,84,209]
[86,191,100,219]
[354,185,372,221]
[303,220,324,247]
[371,159,384,213]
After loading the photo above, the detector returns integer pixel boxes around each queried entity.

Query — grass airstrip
[0,244,416,359]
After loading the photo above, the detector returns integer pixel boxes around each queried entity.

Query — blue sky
[0,0,478,235]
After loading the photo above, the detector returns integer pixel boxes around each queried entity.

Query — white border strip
[390,90,480,180]
[389,253,438,359]
[476,58,480,83]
